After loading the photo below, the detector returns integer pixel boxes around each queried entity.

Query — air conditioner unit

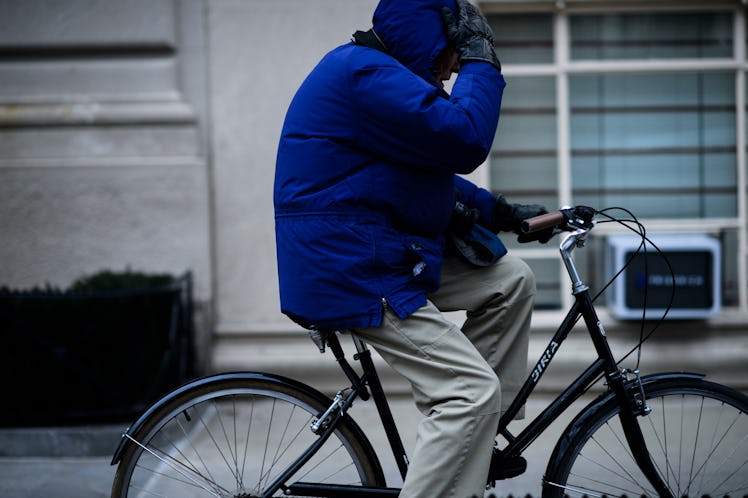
[606,234,721,320]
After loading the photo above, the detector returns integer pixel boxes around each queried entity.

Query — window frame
[481,1,748,313]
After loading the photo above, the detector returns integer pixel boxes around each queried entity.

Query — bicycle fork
[581,300,674,498]
[579,320,674,496]
[608,369,675,498]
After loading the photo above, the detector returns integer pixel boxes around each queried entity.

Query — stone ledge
[211,319,748,396]
[0,100,196,127]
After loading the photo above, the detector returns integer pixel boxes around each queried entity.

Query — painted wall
[2,1,745,392]
[0,0,380,369]
[0,0,213,366]
[207,0,378,334]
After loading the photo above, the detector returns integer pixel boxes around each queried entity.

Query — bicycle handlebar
[521,210,565,234]
[521,206,596,234]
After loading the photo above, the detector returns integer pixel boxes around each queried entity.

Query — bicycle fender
[110,371,358,465]
[546,371,705,469]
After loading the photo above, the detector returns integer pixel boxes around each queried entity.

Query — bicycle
[110,206,748,498]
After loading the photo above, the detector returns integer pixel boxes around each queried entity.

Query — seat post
[326,331,371,401]
[351,333,369,355]
[348,332,411,480]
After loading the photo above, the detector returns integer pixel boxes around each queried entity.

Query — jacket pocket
[403,236,442,290]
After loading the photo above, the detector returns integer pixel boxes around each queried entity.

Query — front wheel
[111,374,385,497]
[543,377,748,498]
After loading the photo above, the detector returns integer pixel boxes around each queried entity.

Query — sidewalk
[0,395,585,497]
[0,425,119,498]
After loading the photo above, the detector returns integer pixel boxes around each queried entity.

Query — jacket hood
[372,0,457,85]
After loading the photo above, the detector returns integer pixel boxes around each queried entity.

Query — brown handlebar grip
[521,210,565,233]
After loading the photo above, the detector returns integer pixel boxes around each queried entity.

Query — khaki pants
[354,255,535,498]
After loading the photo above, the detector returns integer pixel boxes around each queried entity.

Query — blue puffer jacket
[274,0,506,329]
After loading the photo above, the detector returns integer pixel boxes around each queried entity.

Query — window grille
[483,3,747,313]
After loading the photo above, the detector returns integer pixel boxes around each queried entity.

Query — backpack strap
[352,28,389,54]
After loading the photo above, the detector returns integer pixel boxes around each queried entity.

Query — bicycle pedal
[487,450,527,482]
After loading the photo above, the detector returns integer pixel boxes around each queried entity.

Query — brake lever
[562,206,596,230]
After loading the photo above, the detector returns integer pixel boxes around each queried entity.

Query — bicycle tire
[111,374,385,497]
[543,377,748,498]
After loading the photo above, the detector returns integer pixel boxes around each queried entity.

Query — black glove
[449,200,480,236]
[493,195,554,243]
[441,0,501,72]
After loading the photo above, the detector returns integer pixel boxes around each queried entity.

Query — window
[490,14,554,64]
[570,12,732,60]
[570,72,737,219]
[485,3,747,313]
[490,14,561,309]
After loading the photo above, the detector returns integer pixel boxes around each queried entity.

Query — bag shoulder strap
[352,28,389,54]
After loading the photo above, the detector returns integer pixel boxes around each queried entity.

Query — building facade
[1,0,746,393]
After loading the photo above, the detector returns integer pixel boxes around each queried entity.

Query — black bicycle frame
[276,227,675,498]
[495,266,674,496]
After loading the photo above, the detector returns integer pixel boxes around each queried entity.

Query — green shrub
[69,269,174,293]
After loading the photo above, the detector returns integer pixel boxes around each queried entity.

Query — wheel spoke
[544,378,748,498]
[239,398,254,488]
[644,397,679,493]
[572,449,652,497]
[125,433,227,497]
[112,377,382,497]
[690,410,748,495]
[257,405,314,489]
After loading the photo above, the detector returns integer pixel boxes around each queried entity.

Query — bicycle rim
[544,378,748,498]
[111,378,383,497]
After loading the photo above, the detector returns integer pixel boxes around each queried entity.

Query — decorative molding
[214,307,748,338]
[0,155,205,169]
[480,0,739,13]
[211,322,748,395]
[0,100,195,128]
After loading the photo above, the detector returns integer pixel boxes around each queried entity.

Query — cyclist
[274,0,551,496]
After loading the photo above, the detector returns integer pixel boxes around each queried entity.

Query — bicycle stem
[559,227,590,295]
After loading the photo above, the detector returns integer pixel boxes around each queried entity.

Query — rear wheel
[543,378,748,497]
[111,375,384,497]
